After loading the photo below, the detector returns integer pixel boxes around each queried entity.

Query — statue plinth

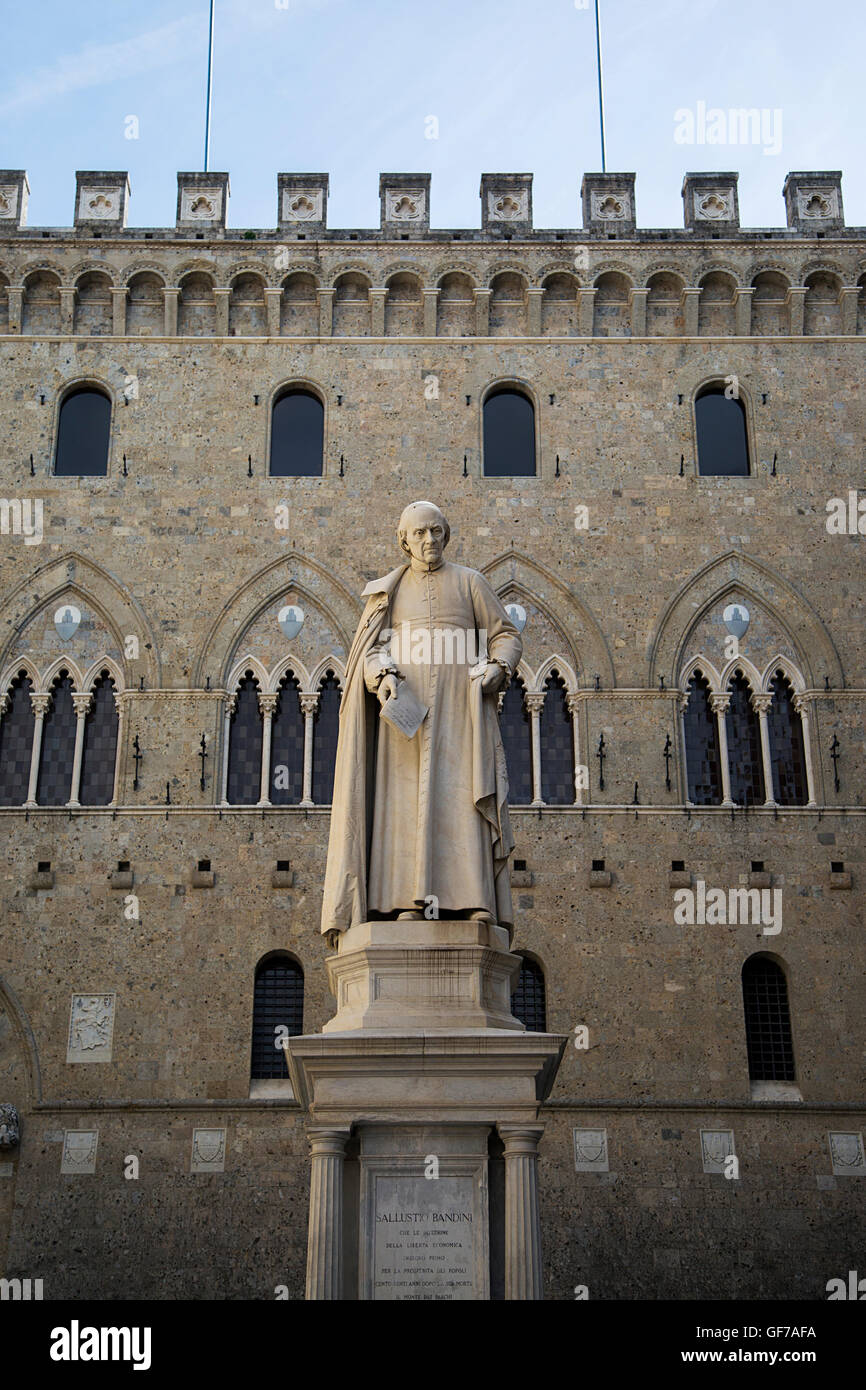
[323,919,524,1033]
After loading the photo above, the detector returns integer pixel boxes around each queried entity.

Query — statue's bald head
[397,501,450,559]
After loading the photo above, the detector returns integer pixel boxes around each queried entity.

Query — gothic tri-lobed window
[0,672,35,805]
[312,673,341,805]
[539,671,574,805]
[511,955,547,1032]
[767,671,807,806]
[270,672,304,805]
[499,676,532,804]
[483,387,536,476]
[79,671,119,805]
[741,954,795,1081]
[227,674,263,805]
[250,954,305,1079]
[269,388,324,476]
[35,672,76,805]
[683,671,723,804]
[695,385,750,476]
[54,386,111,476]
[725,673,765,805]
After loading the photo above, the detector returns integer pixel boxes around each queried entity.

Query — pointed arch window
[55,386,111,476]
[725,674,764,805]
[79,671,119,805]
[742,955,795,1081]
[695,385,749,476]
[269,388,324,476]
[226,674,263,805]
[483,388,536,476]
[36,672,76,805]
[270,672,304,806]
[250,954,304,1079]
[683,671,723,804]
[312,672,341,805]
[0,672,35,805]
[511,956,547,1031]
[539,671,574,805]
[499,676,532,804]
[767,671,808,806]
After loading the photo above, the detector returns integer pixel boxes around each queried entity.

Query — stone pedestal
[286,920,566,1301]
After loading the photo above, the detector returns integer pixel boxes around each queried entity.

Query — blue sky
[2,0,863,232]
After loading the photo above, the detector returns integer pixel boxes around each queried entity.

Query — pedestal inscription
[373,1175,478,1301]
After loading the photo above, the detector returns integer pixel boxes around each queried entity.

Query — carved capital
[72,693,93,717]
[30,694,51,718]
[524,692,546,715]
[299,693,320,716]
[708,694,730,716]
[750,693,773,716]
[258,693,279,717]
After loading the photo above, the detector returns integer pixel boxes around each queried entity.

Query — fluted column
[257,693,278,807]
[525,692,545,808]
[25,694,50,808]
[474,288,491,336]
[751,693,776,806]
[498,1124,545,1300]
[709,694,734,806]
[305,1127,350,1301]
[422,288,439,337]
[566,692,584,806]
[317,288,334,337]
[163,288,179,337]
[681,287,701,336]
[111,287,128,336]
[792,694,819,807]
[220,693,236,806]
[299,693,319,807]
[677,692,693,805]
[67,692,93,808]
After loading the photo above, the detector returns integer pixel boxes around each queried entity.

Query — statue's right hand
[377,673,399,706]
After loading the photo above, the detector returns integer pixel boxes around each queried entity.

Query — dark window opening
[695,386,749,476]
[269,389,324,476]
[483,388,536,477]
[250,956,304,1078]
[742,955,795,1081]
[683,672,722,804]
[726,675,765,805]
[499,677,532,804]
[511,957,546,1031]
[55,387,111,476]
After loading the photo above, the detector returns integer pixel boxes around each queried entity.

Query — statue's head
[397,501,450,566]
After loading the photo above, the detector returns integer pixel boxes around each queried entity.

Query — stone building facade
[0,166,863,1299]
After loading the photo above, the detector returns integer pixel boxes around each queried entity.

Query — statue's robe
[321,558,522,935]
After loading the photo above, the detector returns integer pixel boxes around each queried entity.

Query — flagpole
[204,0,215,171]
[594,0,607,172]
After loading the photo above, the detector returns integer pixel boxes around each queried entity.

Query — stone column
[474,288,491,336]
[220,694,236,806]
[7,287,23,335]
[163,288,179,337]
[111,288,128,336]
[525,692,546,808]
[677,692,693,805]
[681,287,701,336]
[299,693,318,807]
[839,287,859,336]
[214,288,230,337]
[257,693,278,807]
[498,1125,545,1301]
[709,694,734,806]
[734,288,754,336]
[264,287,282,337]
[110,696,126,807]
[629,288,648,337]
[305,1127,350,1301]
[66,692,93,808]
[751,693,776,806]
[526,287,544,336]
[59,287,76,334]
[422,288,439,337]
[369,287,387,336]
[25,694,50,808]
[785,287,807,336]
[317,288,335,337]
[578,287,596,337]
[566,692,584,806]
[792,695,819,808]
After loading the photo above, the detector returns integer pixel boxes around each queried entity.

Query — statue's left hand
[480,661,506,694]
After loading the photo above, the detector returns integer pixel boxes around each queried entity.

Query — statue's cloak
[320,563,518,935]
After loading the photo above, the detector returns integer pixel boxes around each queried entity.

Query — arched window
[226,673,263,805]
[250,955,304,1079]
[767,671,808,806]
[539,671,574,805]
[270,672,304,806]
[695,385,749,476]
[483,388,535,476]
[0,672,35,805]
[79,671,119,805]
[312,672,341,804]
[269,388,324,476]
[511,956,546,1031]
[54,387,111,476]
[742,955,795,1081]
[36,672,76,805]
[683,671,723,804]
[725,673,764,805]
[499,676,532,804]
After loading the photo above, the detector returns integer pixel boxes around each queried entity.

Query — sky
[1,0,864,233]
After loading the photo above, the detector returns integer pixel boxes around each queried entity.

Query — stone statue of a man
[321,501,522,939]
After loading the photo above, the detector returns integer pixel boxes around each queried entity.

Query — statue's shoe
[469,910,494,923]
[397,909,423,920]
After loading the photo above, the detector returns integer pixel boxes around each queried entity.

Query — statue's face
[402,506,445,565]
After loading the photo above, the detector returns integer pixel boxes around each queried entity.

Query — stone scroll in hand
[378,678,429,740]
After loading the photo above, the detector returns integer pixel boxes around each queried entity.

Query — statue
[321,501,522,941]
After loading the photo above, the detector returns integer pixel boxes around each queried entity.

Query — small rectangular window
[37,860,51,872]
[513,859,527,872]
[117,860,130,872]
[751,860,764,873]
[592,859,605,871]
[671,860,685,872]
[277,860,290,872]
[198,858,211,872]
[831,861,844,873]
